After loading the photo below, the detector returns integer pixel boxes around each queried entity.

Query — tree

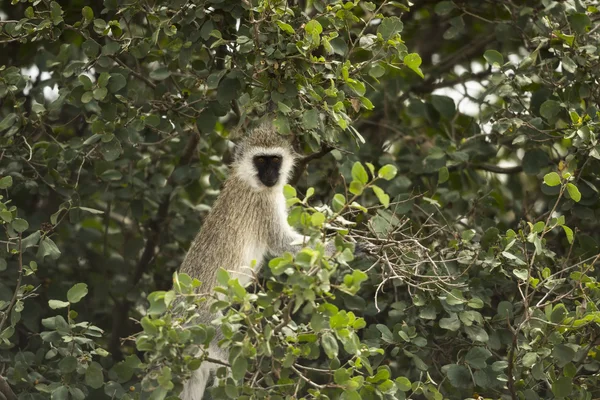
[0,0,599,399]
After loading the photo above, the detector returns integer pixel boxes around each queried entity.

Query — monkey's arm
[269,226,336,257]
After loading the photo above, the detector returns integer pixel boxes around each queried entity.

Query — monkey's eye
[272,157,281,163]
[257,157,265,164]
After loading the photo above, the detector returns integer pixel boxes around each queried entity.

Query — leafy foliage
[1,0,600,400]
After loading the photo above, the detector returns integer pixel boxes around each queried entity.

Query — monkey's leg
[181,342,227,400]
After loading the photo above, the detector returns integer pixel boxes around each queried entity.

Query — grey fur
[178,123,316,400]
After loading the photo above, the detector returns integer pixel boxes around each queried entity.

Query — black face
[254,155,282,187]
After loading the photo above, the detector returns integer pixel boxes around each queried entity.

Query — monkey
[178,121,335,400]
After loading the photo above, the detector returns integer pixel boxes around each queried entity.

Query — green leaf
[544,172,561,186]
[372,185,390,208]
[58,356,77,373]
[305,20,323,35]
[566,183,581,202]
[431,95,456,118]
[0,176,13,189]
[483,49,504,66]
[321,332,339,359]
[522,149,550,175]
[276,21,295,34]
[369,64,386,79]
[568,13,591,35]
[396,376,411,391]
[377,16,403,40]
[465,347,492,369]
[376,324,395,343]
[349,181,364,195]
[0,113,17,132]
[522,352,537,368]
[552,344,575,366]
[562,55,577,73]
[305,19,322,46]
[82,6,94,20]
[82,39,100,58]
[273,115,291,134]
[311,212,326,226]
[378,164,397,181]
[140,316,158,334]
[461,229,475,242]
[434,1,456,15]
[446,364,472,389]
[346,80,366,96]
[446,289,466,305]
[69,388,85,400]
[67,283,88,303]
[93,87,108,101]
[439,313,461,331]
[277,101,292,114]
[562,225,574,244]
[467,297,484,309]
[464,325,489,342]
[550,303,567,323]
[100,169,123,181]
[51,386,69,400]
[340,392,361,400]
[540,100,561,120]
[404,53,424,78]
[37,237,61,260]
[497,301,514,319]
[217,268,230,286]
[352,162,368,184]
[48,300,69,309]
[101,140,122,162]
[332,193,345,213]
[149,67,171,81]
[438,166,449,183]
[81,91,93,104]
[11,218,28,233]
[231,355,248,381]
[50,1,63,24]
[302,109,319,130]
[79,74,93,90]
[108,73,127,93]
[283,184,296,199]
[552,377,572,398]
[98,73,111,88]
[1,211,13,222]
[513,269,529,280]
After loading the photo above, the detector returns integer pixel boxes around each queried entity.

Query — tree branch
[290,143,334,185]
[110,55,157,90]
[0,235,22,333]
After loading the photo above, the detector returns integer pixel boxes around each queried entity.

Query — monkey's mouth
[258,175,279,187]
[261,178,278,187]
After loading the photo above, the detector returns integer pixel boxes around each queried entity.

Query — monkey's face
[234,144,295,191]
[253,155,282,187]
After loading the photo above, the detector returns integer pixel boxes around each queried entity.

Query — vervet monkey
[178,121,335,399]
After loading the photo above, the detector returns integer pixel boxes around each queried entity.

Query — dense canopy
[0,0,599,399]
